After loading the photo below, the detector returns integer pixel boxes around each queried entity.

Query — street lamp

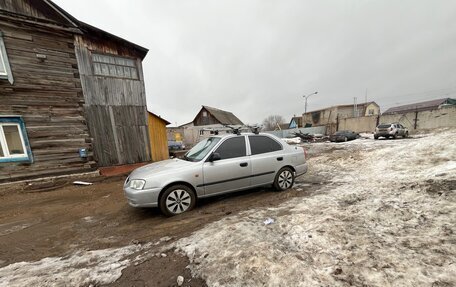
[303,91,318,114]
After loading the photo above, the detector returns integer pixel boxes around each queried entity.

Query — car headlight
[130,179,146,190]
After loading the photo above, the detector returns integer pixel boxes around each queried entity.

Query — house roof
[148,111,171,125]
[305,101,379,114]
[28,0,148,59]
[197,106,244,125]
[382,98,454,115]
[289,116,302,127]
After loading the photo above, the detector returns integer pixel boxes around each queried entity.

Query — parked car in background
[124,133,308,216]
[168,140,185,151]
[374,123,408,139]
[329,130,360,142]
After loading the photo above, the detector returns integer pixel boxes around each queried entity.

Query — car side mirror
[210,152,221,162]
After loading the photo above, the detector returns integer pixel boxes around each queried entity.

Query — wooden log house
[0,0,154,183]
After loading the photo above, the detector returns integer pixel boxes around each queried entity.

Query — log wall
[0,17,95,182]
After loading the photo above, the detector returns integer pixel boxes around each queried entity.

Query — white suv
[374,123,408,139]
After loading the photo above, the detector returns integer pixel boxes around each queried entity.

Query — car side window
[214,136,246,160]
[249,135,282,155]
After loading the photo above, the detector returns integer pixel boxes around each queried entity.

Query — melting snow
[174,129,456,286]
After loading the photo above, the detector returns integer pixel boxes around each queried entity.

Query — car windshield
[184,137,221,162]
[378,124,391,128]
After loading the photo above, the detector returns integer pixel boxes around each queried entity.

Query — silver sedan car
[124,133,308,216]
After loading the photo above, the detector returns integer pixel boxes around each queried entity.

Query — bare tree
[262,115,286,131]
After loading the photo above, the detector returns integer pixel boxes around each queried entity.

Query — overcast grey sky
[55,0,456,126]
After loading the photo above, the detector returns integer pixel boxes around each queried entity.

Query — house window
[368,109,375,115]
[0,32,14,84]
[92,53,139,80]
[0,117,32,163]
[202,111,207,117]
[199,130,204,135]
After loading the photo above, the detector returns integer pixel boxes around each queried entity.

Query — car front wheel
[274,167,295,191]
[159,185,196,216]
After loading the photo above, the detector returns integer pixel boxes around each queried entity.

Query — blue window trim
[0,116,33,163]
[0,31,14,84]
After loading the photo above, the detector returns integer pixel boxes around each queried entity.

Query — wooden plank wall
[75,35,151,166]
[0,18,95,182]
[194,108,219,126]
[148,114,169,162]
[0,0,47,20]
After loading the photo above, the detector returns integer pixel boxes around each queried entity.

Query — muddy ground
[1,132,454,287]
[0,162,324,286]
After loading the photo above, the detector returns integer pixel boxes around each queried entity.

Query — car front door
[202,136,252,195]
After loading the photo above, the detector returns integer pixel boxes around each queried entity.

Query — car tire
[159,185,196,217]
[374,135,379,140]
[274,167,295,191]
[404,132,408,138]
[392,133,397,139]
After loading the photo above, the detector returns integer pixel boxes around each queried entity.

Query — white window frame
[91,52,139,80]
[0,32,14,84]
[0,123,28,160]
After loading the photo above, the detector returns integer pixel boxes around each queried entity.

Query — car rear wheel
[274,167,294,191]
[374,135,379,140]
[159,185,196,217]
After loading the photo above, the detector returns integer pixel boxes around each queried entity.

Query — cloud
[54,0,456,125]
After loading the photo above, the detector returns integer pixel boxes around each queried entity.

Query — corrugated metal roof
[382,98,452,115]
[305,101,379,114]
[201,106,244,125]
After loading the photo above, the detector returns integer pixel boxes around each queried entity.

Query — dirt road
[0,164,324,286]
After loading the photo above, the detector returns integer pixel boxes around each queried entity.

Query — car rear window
[248,135,282,155]
[214,136,246,160]
[378,124,391,128]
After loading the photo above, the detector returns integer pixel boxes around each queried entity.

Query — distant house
[193,106,243,127]
[148,112,170,162]
[180,106,244,147]
[288,116,303,129]
[302,102,380,127]
[382,98,456,115]
[0,0,154,182]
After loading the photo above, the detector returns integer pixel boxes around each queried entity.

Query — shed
[148,112,170,162]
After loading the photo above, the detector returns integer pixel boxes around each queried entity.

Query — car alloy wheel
[274,167,295,191]
[160,185,196,216]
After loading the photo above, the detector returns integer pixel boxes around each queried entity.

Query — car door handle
[277,157,283,161]
[240,162,248,167]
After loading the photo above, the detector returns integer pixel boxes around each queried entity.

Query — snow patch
[173,130,456,286]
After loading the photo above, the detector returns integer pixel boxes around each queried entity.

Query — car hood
[128,159,195,179]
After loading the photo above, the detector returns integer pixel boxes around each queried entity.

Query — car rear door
[248,135,284,186]
[202,136,252,195]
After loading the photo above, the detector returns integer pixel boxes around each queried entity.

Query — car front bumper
[124,186,162,208]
